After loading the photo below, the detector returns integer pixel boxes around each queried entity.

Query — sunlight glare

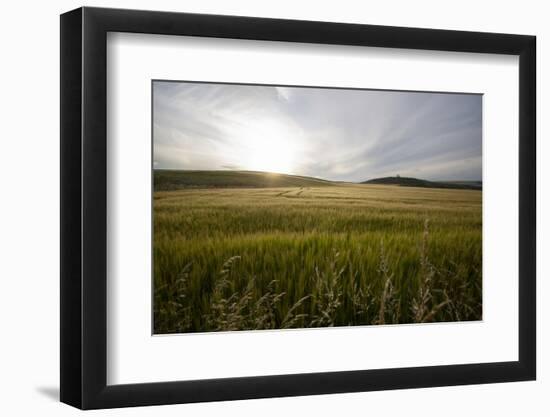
[241,121,297,174]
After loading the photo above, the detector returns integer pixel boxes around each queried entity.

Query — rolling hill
[155,170,482,191]
[154,170,335,190]
[362,176,482,190]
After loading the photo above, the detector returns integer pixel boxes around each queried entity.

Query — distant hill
[155,171,482,191]
[154,170,335,190]
[362,176,482,190]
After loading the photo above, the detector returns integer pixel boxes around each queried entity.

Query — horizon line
[153,168,483,184]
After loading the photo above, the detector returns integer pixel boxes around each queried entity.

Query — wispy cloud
[153,81,482,182]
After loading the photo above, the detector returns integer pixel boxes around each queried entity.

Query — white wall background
[0,0,545,415]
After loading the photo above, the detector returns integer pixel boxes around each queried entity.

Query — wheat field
[153,178,482,334]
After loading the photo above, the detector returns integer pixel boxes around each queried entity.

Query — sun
[240,122,297,174]
[246,139,294,174]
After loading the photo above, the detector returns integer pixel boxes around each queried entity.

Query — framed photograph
[60,7,536,409]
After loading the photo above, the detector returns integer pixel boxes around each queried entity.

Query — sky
[153,81,482,182]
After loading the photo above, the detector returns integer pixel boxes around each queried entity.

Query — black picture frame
[60,6,536,410]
